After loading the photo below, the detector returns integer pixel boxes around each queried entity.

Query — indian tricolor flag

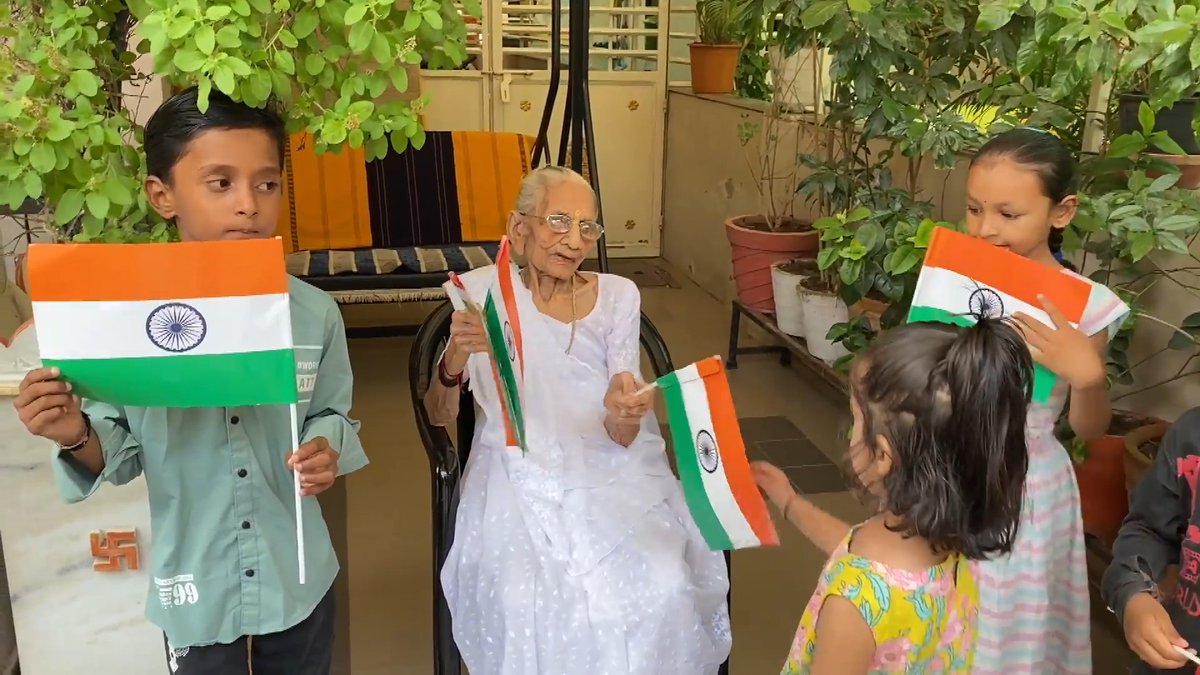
[28,239,298,408]
[448,238,527,452]
[908,227,1092,402]
[658,356,778,551]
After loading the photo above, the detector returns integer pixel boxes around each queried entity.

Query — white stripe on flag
[34,294,292,360]
[916,266,1077,329]
[677,364,761,548]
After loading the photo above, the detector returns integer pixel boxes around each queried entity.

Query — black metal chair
[409,300,732,675]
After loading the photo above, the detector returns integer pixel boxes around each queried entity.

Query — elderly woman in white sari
[424,166,731,675]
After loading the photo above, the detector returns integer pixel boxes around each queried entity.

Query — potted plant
[690,0,745,95]
[0,0,477,243]
[770,257,817,336]
[1111,1,1200,187]
[1124,419,1169,494]
[781,0,993,358]
[1054,163,1200,542]
[801,207,881,364]
[727,111,819,314]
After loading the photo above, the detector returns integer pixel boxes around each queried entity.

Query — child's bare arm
[1065,331,1114,441]
[807,596,875,674]
[751,461,850,555]
[781,493,852,556]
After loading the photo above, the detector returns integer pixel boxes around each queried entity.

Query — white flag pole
[634,381,659,397]
[290,402,306,585]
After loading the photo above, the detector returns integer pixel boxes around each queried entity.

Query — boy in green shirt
[12,87,367,674]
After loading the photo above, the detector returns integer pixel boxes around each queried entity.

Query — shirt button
[241,521,251,529]
[245,569,255,578]
[230,416,240,425]
[237,469,248,478]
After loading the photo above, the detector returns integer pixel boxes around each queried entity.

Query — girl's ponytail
[933,318,1033,557]
[852,318,1033,559]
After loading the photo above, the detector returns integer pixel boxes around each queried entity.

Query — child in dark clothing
[1104,407,1200,673]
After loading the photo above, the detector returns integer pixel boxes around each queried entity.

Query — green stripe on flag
[483,294,526,448]
[908,305,1056,403]
[658,370,734,550]
[907,305,974,327]
[45,349,298,408]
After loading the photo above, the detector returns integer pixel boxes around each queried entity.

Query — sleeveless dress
[782,525,979,673]
[972,275,1129,674]
[440,269,732,675]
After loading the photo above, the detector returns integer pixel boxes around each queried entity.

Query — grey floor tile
[786,464,851,495]
[740,416,805,444]
[758,438,831,467]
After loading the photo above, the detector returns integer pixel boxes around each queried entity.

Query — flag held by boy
[27,238,298,409]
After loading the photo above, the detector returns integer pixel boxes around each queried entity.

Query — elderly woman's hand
[604,372,653,428]
[444,309,488,376]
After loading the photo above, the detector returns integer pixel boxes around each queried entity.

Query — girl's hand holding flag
[1013,294,1106,390]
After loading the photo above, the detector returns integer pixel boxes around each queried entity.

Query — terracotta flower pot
[1075,433,1129,547]
[1075,412,1163,546]
[689,43,740,95]
[1124,420,1169,496]
[849,297,888,331]
[1146,152,1200,189]
[724,216,818,313]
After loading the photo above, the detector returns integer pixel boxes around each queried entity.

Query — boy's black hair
[850,318,1033,559]
[143,86,286,182]
[971,128,1078,268]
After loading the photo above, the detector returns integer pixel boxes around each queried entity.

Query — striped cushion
[287,244,500,278]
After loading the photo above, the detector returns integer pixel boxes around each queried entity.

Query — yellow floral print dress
[782,526,978,674]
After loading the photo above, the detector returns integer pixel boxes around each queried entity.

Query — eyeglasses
[522,212,604,241]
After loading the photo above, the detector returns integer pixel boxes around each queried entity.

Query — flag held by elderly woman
[447,238,527,453]
[482,238,527,452]
[907,227,1092,402]
[26,239,298,408]
[657,356,779,551]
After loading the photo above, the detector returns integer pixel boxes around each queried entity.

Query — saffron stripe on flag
[495,239,524,372]
[921,228,1090,320]
[33,294,292,360]
[697,358,780,546]
[44,349,298,408]
[27,239,289,302]
[662,363,762,550]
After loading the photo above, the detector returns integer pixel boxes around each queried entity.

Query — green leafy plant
[696,0,745,45]
[785,0,996,321]
[0,0,478,244]
[0,2,159,242]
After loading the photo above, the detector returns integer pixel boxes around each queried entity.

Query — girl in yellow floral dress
[753,318,1035,674]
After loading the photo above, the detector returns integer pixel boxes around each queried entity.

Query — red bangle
[438,358,463,388]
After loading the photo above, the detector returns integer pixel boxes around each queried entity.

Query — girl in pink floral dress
[754,317,1035,673]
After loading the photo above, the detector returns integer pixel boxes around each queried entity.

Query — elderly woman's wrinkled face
[511,179,600,280]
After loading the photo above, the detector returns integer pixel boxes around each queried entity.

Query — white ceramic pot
[770,262,807,337]
[798,286,849,364]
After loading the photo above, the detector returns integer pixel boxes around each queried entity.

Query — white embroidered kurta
[441,269,732,675]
